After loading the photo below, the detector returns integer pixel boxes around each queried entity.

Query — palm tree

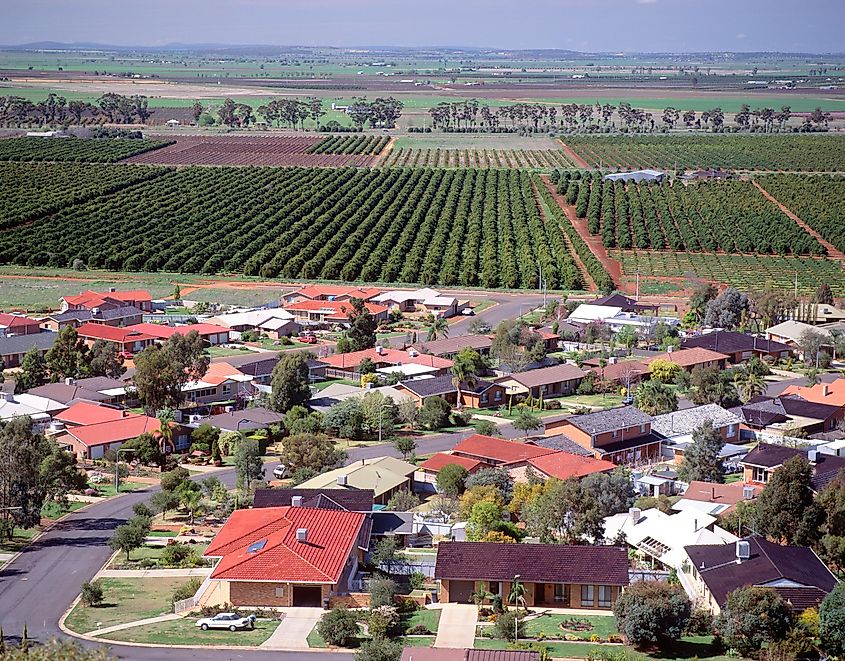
[426,316,449,341]
[734,370,766,403]
[156,408,176,454]
[450,348,483,408]
[509,575,526,612]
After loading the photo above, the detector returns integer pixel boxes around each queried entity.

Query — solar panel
[247,539,267,554]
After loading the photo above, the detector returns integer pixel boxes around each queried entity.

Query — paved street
[0,429,494,658]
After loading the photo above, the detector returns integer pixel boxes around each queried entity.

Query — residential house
[590,293,658,315]
[284,299,389,326]
[434,541,629,609]
[410,334,493,359]
[0,391,65,426]
[216,352,281,386]
[544,407,663,465]
[309,382,414,414]
[681,330,792,364]
[181,362,255,409]
[200,506,367,608]
[740,443,845,492]
[567,304,679,333]
[55,411,161,460]
[207,309,298,339]
[521,452,616,483]
[781,379,845,408]
[603,169,665,183]
[587,359,649,387]
[52,400,128,428]
[645,347,729,373]
[200,407,285,433]
[0,332,56,368]
[731,395,843,438]
[683,537,839,614]
[495,363,586,400]
[27,379,111,406]
[418,453,486,484]
[75,323,156,355]
[394,375,505,409]
[672,481,761,517]
[604,507,737,571]
[298,457,417,506]
[282,285,381,305]
[0,313,42,336]
[651,404,744,463]
[40,306,143,332]
[253,489,375,512]
[372,288,461,317]
[61,289,153,313]
[130,322,231,346]
[449,434,558,469]
[320,346,453,380]
[765,321,831,355]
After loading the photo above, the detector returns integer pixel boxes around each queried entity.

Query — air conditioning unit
[337,474,348,486]
[736,540,751,562]
[408,348,419,358]
[296,528,308,542]
[742,486,755,500]
[291,495,303,507]
[808,449,819,463]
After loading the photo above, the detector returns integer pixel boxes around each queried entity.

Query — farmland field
[756,174,845,253]
[613,250,845,297]
[0,163,591,291]
[557,172,824,255]
[563,134,845,172]
[307,134,389,155]
[380,147,576,169]
[0,136,171,162]
[123,135,375,166]
[0,162,166,229]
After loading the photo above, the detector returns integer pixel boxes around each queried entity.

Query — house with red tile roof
[53,401,126,427]
[0,313,42,336]
[61,289,153,312]
[181,362,255,408]
[282,285,381,305]
[781,379,845,408]
[645,347,729,373]
[55,411,161,460]
[321,346,453,380]
[450,434,557,468]
[522,452,616,482]
[199,506,368,608]
[284,299,388,326]
[130,322,230,346]
[418,452,486,482]
[75,323,156,355]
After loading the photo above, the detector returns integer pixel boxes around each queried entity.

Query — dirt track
[538,174,629,293]
[557,139,591,169]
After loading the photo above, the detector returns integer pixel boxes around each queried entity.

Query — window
[598,585,612,608]
[611,429,618,438]
[639,424,647,434]
[494,390,502,401]
[727,424,737,438]
[222,383,232,396]
[489,581,500,596]
[554,584,567,603]
[275,587,285,597]
[752,466,768,483]
[541,385,548,394]
[581,585,594,607]
[481,393,488,404]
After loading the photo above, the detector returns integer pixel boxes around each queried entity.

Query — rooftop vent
[64,377,75,386]
[736,540,751,563]
[291,495,303,507]
[375,345,385,355]
[337,474,348,486]
[408,348,419,358]
[629,507,641,524]
[742,486,755,500]
[296,528,308,543]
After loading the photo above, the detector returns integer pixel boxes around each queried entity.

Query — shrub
[408,571,426,591]
[716,586,793,656]
[820,583,845,656]
[354,638,402,661]
[367,605,400,641]
[369,577,398,608]
[317,608,360,647]
[171,577,202,606]
[684,607,714,635]
[614,581,691,648]
[80,580,104,607]
[493,610,525,642]
[159,543,201,568]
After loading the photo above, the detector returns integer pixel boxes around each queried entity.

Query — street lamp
[115,448,135,494]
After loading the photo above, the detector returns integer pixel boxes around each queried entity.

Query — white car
[272,464,287,479]
[196,613,256,631]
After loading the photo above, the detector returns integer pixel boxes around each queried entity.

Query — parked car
[196,613,256,631]
[298,334,318,344]
[272,464,287,479]
[117,351,134,360]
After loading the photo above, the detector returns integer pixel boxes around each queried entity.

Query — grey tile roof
[651,404,742,437]
[370,511,414,536]
[399,375,497,398]
[681,330,791,356]
[0,332,56,356]
[49,305,143,323]
[566,406,651,435]
[252,488,374,512]
[75,376,126,392]
[203,407,285,431]
[27,382,109,404]
[527,434,594,457]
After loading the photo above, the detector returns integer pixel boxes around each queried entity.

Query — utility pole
[636,271,640,301]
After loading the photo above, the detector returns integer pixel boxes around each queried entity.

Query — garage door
[449,580,475,603]
[293,585,323,607]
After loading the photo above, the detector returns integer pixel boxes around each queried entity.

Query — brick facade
[439,579,620,610]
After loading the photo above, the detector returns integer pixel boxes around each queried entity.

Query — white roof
[568,304,623,323]
[766,320,831,343]
[651,404,742,438]
[99,387,128,397]
[0,393,66,420]
[209,309,294,328]
[672,499,732,517]
[372,288,454,307]
[377,364,438,376]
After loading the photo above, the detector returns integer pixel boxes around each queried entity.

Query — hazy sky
[3,0,844,53]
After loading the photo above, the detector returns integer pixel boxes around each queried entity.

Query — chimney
[743,486,755,500]
[109,287,116,293]
[736,540,751,563]
[296,528,308,543]
[64,377,75,386]
[629,507,641,524]
[291,495,303,507]
[822,384,830,397]
[337,474,348,486]
[711,486,716,500]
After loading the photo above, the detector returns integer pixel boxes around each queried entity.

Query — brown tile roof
[252,488,374,512]
[587,360,649,382]
[740,443,845,491]
[646,347,729,368]
[682,481,761,510]
[501,363,586,389]
[685,536,837,610]
[435,541,630,585]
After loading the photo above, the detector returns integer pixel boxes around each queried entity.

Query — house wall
[229,582,333,607]
[439,579,619,609]
[197,579,230,608]
[1,348,49,368]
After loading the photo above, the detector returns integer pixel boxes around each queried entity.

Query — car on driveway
[196,613,256,631]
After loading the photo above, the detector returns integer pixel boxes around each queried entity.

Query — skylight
[247,539,267,554]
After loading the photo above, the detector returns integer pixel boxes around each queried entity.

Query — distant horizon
[2,41,844,58]
[3,0,843,54]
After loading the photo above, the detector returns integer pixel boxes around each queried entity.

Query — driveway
[261,607,324,649]
[433,603,478,649]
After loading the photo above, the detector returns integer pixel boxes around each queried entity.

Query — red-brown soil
[557,139,591,169]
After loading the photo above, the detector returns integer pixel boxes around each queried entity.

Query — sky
[2,0,844,53]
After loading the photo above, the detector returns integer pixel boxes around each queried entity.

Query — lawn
[91,482,147,497]
[107,542,210,570]
[401,608,441,634]
[311,378,358,391]
[725,473,744,484]
[307,626,328,648]
[523,613,617,641]
[41,500,87,520]
[206,346,255,358]
[98,617,277,646]
[64,577,193,634]
[0,527,37,554]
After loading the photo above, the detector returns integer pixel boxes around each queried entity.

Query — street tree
[677,420,725,483]
[756,455,825,546]
[269,352,312,413]
[280,433,345,473]
[234,439,264,491]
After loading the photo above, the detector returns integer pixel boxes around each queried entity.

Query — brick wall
[230,582,292,607]
[329,593,371,609]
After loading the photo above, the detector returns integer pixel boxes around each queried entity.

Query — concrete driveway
[434,603,478,648]
[261,607,324,649]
